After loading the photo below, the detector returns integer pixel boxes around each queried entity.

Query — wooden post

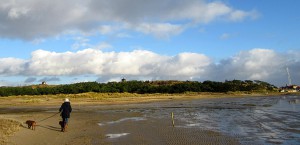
[171,112,175,127]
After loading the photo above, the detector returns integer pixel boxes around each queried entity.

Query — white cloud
[207,48,293,86]
[0,49,210,79]
[220,32,238,40]
[200,1,232,23]
[0,58,26,75]
[134,23,184,39]
[0,0,258,40]
[31,38,45,45]
[1,48,298,86]
[93,42,113,50]
[116,33,131,38]
[228,10,259,21]
[8,7,30,19]
[98,25,121,35]
[155,53,211,77]
[71,37,91,50]
[220,33,230,40]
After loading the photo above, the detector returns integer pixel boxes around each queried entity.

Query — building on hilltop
[279,85,299,92]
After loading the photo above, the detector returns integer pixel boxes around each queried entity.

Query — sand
[0,100,241,145]
[1,107,240,145]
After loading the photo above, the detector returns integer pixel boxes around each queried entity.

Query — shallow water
[98,117,146,126]
[106,133,130,139]
[145,95,300,145]
[98,95,300,144]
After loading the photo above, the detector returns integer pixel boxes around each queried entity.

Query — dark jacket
[59,102,72,118]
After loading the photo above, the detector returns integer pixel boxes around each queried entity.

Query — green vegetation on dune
[0,80,277,97]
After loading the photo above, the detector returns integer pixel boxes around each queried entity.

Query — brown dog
[59,121,67,132]
[59,121,63,130]
[25,120,36,130]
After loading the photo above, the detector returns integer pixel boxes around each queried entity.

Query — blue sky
[0,0,299,87]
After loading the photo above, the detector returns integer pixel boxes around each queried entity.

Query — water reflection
[145,95,300,145]
[98,117,146,126]
[97,95,300,144]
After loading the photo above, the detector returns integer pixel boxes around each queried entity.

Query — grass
[0,118,21,144]
[0,91,285,107]
[21,98,42,104]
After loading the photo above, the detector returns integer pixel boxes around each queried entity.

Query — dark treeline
[0,80,277,97]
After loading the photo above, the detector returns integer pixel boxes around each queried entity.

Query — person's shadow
[37,125,61,132]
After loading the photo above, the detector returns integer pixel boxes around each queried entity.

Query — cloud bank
[0,0,258,40]
[0,48,299,86]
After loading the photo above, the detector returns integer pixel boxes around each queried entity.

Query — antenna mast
[286,67,292,85]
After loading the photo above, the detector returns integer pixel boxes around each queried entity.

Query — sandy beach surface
[1,92,299,145]
[1,104,239,145]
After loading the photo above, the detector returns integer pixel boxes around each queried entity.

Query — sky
[0,0,299,87]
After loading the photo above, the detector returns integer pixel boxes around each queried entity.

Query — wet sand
[1,100,240,145]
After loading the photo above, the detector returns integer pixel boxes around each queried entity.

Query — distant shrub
[0,80,277,97]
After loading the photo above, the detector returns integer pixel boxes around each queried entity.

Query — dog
[25,120,36,130]
[59,121,67,132]
[59,121,64,130]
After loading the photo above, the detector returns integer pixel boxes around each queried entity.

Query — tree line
[0,80,277,96]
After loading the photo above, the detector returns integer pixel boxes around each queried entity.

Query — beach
[1,109,239,145]
[1,93,299,145]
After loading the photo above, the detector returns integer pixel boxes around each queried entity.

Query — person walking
[59,98,72,132]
